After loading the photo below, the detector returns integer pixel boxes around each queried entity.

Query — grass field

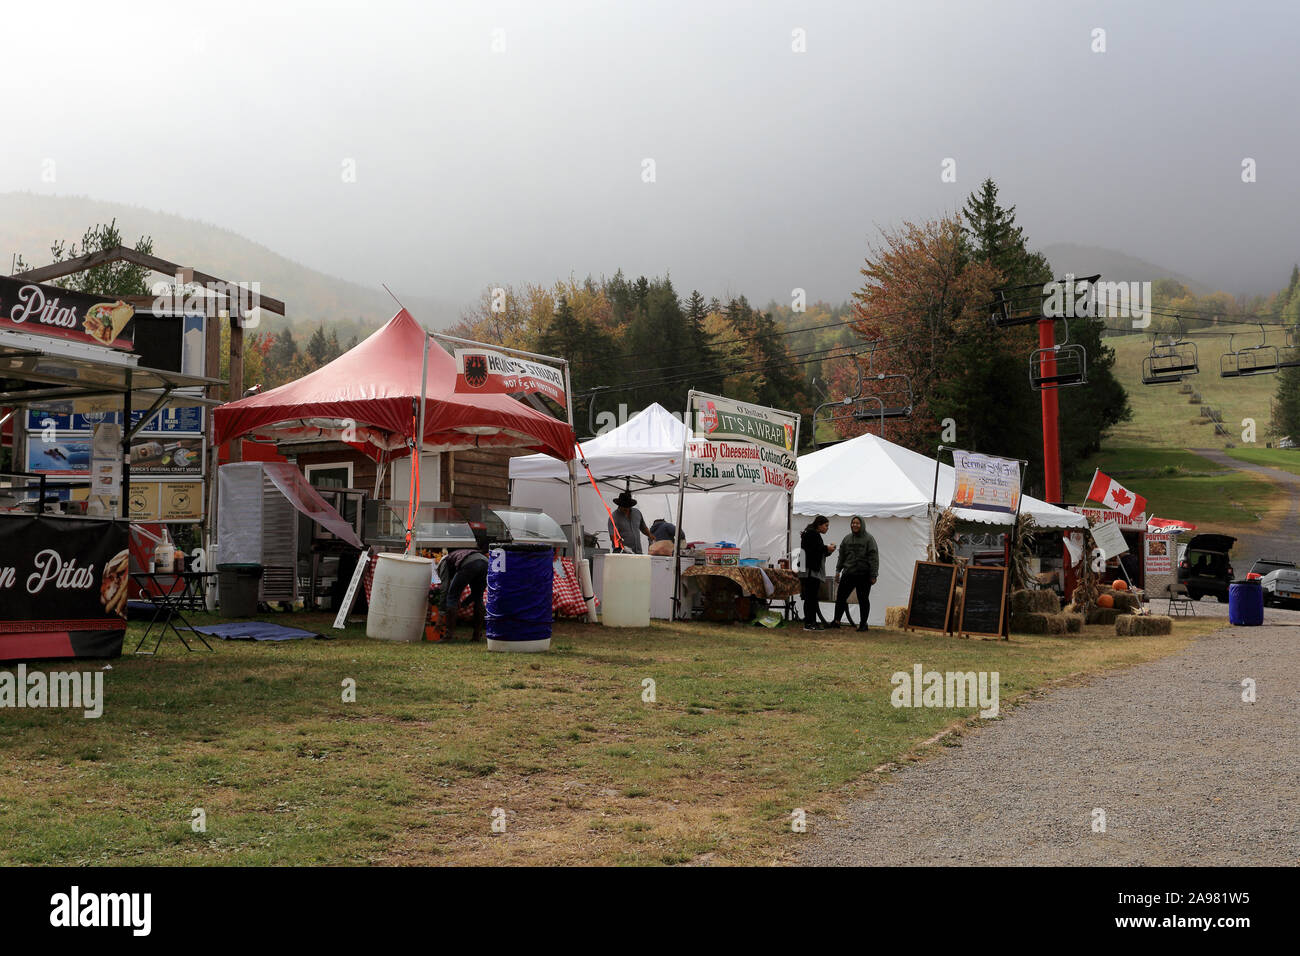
[1104,326,1282,450]
[1225,445,1300,476]
[0,612,1213,866]
[1064,446,1281,532]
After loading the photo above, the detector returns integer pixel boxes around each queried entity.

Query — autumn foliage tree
[831,216,1020,453]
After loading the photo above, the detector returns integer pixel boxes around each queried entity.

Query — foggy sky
[4,0,1297,309]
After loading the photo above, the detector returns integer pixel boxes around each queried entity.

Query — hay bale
[1062,613,1084,633]
[1115,614,1173,636]
[1034,590,1062,614]
[1010,589,1036,614]
[1087,607,1122,626]
[885,606,909,628]
[947,586,964,632]
[1011,588,1060,614]
[1011,611,1065,635]
[1113,592,1141,613]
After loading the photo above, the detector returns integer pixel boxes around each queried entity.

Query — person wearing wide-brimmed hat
[608,490,651,554]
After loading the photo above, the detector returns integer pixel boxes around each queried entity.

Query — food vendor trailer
[1,275,224,661]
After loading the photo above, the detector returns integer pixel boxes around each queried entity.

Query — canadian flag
[1086,470,1147,519]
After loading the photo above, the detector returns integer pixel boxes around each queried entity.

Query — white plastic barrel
[366,553,433,641]
[600,553,652,627]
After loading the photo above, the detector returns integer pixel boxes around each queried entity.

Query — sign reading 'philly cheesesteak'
[687,392,799,492]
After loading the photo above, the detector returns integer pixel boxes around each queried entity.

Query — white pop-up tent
[794,433,1087,625]
[510,403,789,558]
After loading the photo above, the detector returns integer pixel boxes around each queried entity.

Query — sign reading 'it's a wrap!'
[453,349,566,405]
[0,275,135,350]
[687,392,799,492]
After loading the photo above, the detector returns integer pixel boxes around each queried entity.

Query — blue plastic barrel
[1228,580,1264,626]
[485,545,555,652]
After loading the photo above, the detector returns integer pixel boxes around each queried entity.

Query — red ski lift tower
[989,274,1099,503]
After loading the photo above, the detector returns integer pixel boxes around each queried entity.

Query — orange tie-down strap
[576,439,622,551]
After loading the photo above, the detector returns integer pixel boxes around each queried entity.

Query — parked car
[1177,533,1236,601]
[1249,558,1300,607]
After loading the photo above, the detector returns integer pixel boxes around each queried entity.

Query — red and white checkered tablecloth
[553,556,594,618]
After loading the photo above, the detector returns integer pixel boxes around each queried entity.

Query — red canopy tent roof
[214,309,574,462]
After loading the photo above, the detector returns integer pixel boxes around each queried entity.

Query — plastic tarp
[262,463,363,549]
[510,403,790,558]
[217,462,362,564]
[214,309,573,463]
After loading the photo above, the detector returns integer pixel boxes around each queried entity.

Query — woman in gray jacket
[831,516,878,631]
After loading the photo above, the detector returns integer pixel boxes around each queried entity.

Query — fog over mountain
[2,0,1295,314]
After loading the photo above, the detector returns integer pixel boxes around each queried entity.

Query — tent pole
[408,333,429,555]
[672,390,693,621]
[561,361,592,620]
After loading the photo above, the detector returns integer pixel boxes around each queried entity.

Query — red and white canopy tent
[213,308,581,564]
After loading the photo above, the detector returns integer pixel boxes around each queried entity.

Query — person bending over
[436,548,489,641]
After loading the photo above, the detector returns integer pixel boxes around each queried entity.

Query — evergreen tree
[960,178,1130,490]
[306,323,331,368]
[266,328,299,370]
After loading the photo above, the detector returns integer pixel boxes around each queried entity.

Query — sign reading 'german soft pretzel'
[453,348,566,405]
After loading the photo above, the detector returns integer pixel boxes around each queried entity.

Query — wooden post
[227,309,243,462]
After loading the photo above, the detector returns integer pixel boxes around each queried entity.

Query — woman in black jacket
[799,516,835,630]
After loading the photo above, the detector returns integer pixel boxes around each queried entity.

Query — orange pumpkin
[1112,579,1129,592]
[1096,593,1115,608]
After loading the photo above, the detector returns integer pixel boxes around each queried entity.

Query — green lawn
[0,611,1210,866]
[1104,327,1282,450]
[1225,445,1300,476]
[1065,446,1280,532]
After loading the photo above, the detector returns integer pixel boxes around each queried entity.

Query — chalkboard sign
[959,566,1008,638]
[905,561,958,633]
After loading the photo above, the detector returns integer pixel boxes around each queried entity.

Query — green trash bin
[217,563,263,617]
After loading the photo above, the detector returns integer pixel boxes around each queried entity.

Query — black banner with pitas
[0,516,129,661]
[0,274,136,350]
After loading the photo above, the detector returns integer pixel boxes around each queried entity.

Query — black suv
[1177,533,1236,601]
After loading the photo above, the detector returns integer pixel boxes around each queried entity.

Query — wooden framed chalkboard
[905,561,958,633]
[959,565,1008,639]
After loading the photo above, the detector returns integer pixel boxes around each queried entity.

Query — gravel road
[798,622,1300,865]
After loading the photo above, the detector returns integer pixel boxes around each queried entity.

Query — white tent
[793,433,1087,625]
[510,403,789,558]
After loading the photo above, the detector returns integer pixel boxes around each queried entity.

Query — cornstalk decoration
[1008,513,1038,591]
[930,507,958,563]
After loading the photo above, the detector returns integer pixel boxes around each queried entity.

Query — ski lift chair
[1029,320,1088,390]
[1141,319,1199,385]
[1278,326,1300,369]
[989,274,1101,327]
[1221,328,1279,377]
